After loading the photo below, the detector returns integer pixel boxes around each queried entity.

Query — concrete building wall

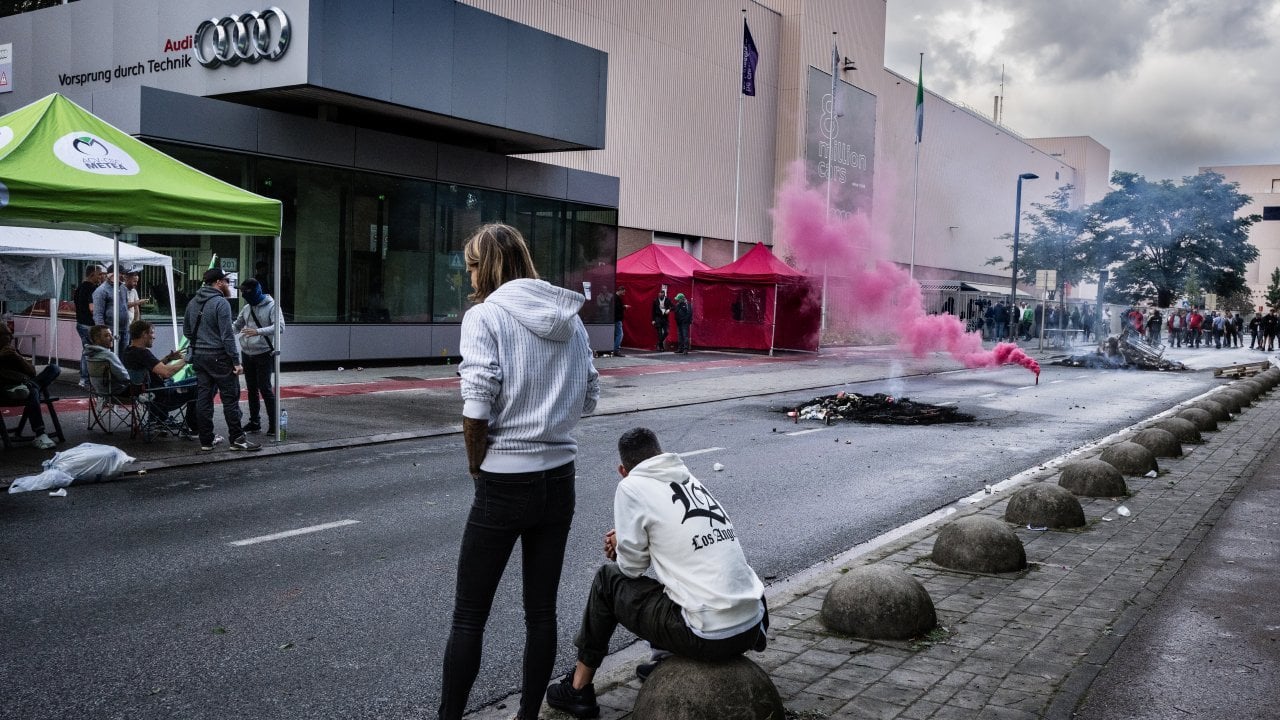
[1202,164,1280,309]
[1027,136,1113,206]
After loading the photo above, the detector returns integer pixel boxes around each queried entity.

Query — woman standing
[439,223,600,720]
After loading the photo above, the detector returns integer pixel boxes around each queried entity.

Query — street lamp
[1010,172,1039,340]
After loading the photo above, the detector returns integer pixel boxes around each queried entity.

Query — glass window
[564,204,618,324]
[433,185,505,322]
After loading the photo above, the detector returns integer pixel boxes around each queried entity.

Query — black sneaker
[243,421,262,433]
[545,674,599,719]
[230,435,262,452]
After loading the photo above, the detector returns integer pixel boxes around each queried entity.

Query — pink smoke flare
[773,163,1038,378]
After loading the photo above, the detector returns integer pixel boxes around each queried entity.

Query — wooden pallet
[1214,361,1272,378]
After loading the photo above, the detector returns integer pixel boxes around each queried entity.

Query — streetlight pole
[1010,172,1039,341]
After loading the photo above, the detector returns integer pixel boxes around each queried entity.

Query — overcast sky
[883,1,1280,182]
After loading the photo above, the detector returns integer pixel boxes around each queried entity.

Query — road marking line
[678,447,724,458]
[1049,379,1064,384]
[980,393,998,398]
[230,519,361,547]
[1018,385,1035,390]
[786,428,826,437]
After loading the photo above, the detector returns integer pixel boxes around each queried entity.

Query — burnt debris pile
[1054,332,1187,371]
[788,391,974,425]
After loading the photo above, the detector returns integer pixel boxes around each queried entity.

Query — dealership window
[1263,206,1280,221]
[137,142,616,326]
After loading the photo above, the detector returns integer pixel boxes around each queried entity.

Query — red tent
[691,243,821,352]
[616,244,709,350]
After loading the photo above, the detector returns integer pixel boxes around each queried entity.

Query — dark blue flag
[742,20,758,96]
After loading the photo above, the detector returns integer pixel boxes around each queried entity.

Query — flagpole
[822,32,837,334]
[910,53,922,280]
[733,10,746,261]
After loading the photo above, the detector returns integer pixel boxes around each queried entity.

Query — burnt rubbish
[788,391,974,425]
[1054,332,1187,371]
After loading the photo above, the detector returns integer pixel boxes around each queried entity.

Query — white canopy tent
[0,225,179,361]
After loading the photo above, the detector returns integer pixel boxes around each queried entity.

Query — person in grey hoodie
[438,223,600,720]
[92,265,133,352]
[232,278,283,435]
[183,268,258,452]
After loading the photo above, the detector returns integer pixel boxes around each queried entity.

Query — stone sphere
[1214,389,1248,412]
[1235,380,1264,398]
[1188,399,1231,422]
[1259,369,1280,389]
[633,656,785,720]
[821,565,937,639]
[1130,428,1182,458]
[1099,441,1158,475]
[1151,417,1202,444]
[1004,483,1085,528]
[1059,459,1128,497]
[1176,407,1217,431]
[932,516,1026,574]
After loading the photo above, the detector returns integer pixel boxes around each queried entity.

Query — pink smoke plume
[773,164,1039,378]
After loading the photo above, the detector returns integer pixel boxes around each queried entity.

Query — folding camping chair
[1,385,65,450]
[86,359,144,438]
[135,381,196,441]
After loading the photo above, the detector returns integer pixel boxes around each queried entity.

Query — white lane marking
[1049,380,1064,384]
[786,428,826,437]
[980,393,998,398]
[1018,385,1035,390]
[230,519,361,547]
[678,447,724,458]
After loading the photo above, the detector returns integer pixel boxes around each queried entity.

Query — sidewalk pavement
[3,338,1277,719]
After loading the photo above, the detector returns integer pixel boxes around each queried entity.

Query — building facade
[1200,164,1280,311]
[1,0,1111,362]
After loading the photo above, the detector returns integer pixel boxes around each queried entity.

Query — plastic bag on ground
[42,443,136,483]
[8,468,74,494]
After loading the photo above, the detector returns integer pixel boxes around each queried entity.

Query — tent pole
[770,284,778,357]
[47,257,58,367]
[164,259,178,350]
[273,226,282,444]
[112,231,120,352]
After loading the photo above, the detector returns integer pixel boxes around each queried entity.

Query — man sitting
[546,427,767,718]
[82,324,131,397]
[122,320,197,436]
[0,323,60,449]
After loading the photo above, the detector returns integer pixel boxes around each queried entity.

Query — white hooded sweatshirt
[615,452,765,638]
[460,278,600,473]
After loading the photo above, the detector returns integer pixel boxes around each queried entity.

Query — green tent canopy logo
[53,131,139,175]
[0,126,13,153]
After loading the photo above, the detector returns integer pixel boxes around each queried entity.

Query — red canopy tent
[616,244,709,350]
[691,243,821,352]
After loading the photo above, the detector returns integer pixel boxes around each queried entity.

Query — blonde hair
[464,223,539,301]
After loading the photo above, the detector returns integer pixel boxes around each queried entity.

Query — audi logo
[194,6,291,69]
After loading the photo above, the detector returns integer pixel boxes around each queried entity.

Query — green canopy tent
[0,93,285,439]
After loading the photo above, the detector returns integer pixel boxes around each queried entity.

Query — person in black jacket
[673,293,693,353]
[651,287,672,351]
[73,264,105,388]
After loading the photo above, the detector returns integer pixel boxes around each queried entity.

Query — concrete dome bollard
[1189,399,1231,422]
[1176,407,1217,432]
[932,516,1026,574]
[1099,441,1159,476]
[632,656,785,720]
[1130,428,1182,458]
[821,565,937,639]
[1211,390,1246,413]
[1059,459,1128,497]
[1235,379,1264,398]
[1151,417,1202,444]
[1004,483,1085,528]
[1260,369,1280,389]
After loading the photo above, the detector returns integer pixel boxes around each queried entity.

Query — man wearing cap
[183,268,260,452]
[673,292,693,354]
[92,265,132,353]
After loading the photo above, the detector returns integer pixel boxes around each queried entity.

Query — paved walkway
[4,339,1277,719]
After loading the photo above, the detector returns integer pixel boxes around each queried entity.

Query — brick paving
[553,384,1278,719]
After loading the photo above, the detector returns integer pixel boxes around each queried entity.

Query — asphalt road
[0,363,1219,719]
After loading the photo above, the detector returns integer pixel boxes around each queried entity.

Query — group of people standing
[71,261,282,453]
[611,285,694,355]
[444,224,766,720]
[979,301,1097,342]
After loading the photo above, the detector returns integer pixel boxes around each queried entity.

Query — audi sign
[194,6,291,68]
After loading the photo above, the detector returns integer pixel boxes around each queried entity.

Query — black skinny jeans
[438,461,575,720]
[241,351,276,427]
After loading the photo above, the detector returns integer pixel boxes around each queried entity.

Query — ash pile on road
[787,391,975,425]
[1053,333,1187,371]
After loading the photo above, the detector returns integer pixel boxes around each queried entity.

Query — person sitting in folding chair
[0,323,61,450]
[83,325,131,397]
[122,320,197,438]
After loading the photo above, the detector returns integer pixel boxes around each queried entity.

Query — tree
[0,0,67,19]
[1266,268,1280,310]
[1094,171,1260,307]
[986,184,1107,318]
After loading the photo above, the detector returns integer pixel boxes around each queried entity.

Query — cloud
[885,0,1280,180]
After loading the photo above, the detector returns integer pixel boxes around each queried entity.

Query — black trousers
[241,352,276,428]
[574,563,763,670]
[193,353,244,445]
